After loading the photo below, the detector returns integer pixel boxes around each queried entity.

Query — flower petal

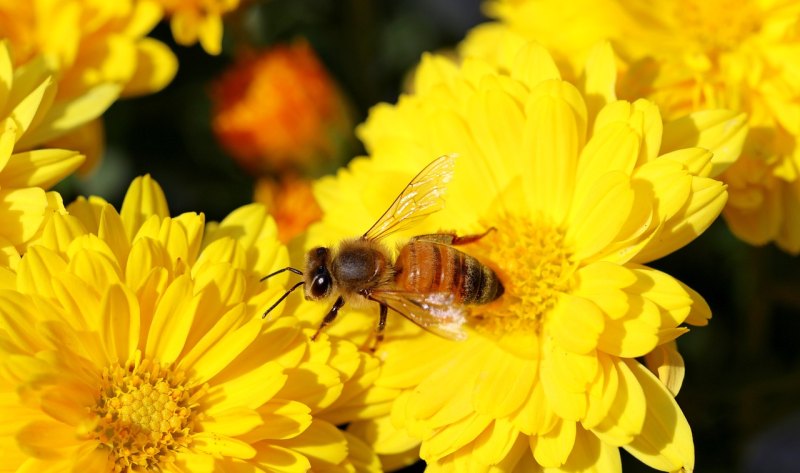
[622,359,694,472]
[661,110,748,177]
[145,274,197,364]
[122,38,178,97]
[0,149,84,189]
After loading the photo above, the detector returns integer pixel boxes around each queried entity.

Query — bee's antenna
[260,266,303,281]
[261,266,304,319]
[262,281,304,319]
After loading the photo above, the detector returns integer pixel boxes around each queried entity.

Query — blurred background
[56,1,800,471]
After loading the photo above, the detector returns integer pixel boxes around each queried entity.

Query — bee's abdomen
[395,242,503,304]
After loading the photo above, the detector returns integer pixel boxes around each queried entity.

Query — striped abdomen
[394,241,504,304]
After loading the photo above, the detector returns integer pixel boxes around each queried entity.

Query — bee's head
[304,247,333,300]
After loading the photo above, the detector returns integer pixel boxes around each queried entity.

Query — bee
[261,154,504,347]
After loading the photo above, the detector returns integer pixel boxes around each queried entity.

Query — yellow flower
[211,41,355,175]
[0,41,85,264]
[153,0,240,55]
[472,0,800,252]
[0,0,178,171]
[0,176,380,472]
[302,40,736,471]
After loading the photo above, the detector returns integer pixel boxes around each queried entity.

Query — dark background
[61,1,800,471]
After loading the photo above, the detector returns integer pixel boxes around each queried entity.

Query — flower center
[674,0,760,54]
[470,213,576,336]
[94,356,205,471]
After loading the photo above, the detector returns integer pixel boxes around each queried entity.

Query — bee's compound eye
[310,274,330,298]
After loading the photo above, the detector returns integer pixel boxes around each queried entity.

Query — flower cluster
[302,37,745,471]
[470,0,800,252]
[0,176,381,471]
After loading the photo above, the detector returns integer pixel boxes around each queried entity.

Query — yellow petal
[510,382,558,436]
[0,119,15,170]
[181,308,261,385]
[539,339,595,421]
[125,237,171,290]
[0,41,12,112]
[100,284,140,364]
[661,110,748,177]
[251,444,312,473]
[348,416,421,456]
[644,342,685,396]
[16,83,120,148]
[145,274,197,364]
[342,429,383,473]
[635,175,727,262]
[595,100,663,164]
[0,187,49,247]
[16,420,82,457]
[420,412,493,460]
[550,294,605,354]
[596,296,660,358]
[0,149,84,189]
[279,363,343,412]
[192,432,256,459]
[121,38,178,97]
[205,361,287,414]
[199,406,263,437]
[120,174,170,239]
[554,426,622,473]
[531,419,576,467]
[7,75,52,142]
[17,246,67,299]
[622,359,694,472]
[66,238,122,287]
[576,122,639,198]
[0,290,44,353]
[510,41,561,87]
[198,14,223,56]
[568,171,634,261]
[170,11,200,46]
[39,381,96,426]
[250,399,312,441]
[473,349,535,418]
[97,204,131,269]
[410,54,455,97]
[581,41,618,123]
[524,80,584,223]
[472,418,520,466]
[34,213,88,256]
[589,356,646,446]
[274,420,349,468]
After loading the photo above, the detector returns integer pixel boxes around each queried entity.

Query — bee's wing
[362,154,457,242]
[370,290,468,341]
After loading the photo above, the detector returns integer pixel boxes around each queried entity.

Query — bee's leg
[412,227,496,246]
[369,303,389,352]
[312,296,345,341]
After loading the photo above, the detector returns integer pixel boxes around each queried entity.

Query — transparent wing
[370,290,468,341]
[362,154,457,241]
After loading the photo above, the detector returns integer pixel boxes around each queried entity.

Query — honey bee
[261,154,504,346]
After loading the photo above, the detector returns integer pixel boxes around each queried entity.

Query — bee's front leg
[312,296,345,340]
[370,303,388,353]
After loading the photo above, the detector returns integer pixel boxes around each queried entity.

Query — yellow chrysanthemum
[300,40,745,471]
[153,0,240,55]
[0,175,380,472]
[471,0,800,252]
[0,0,178,171]
[0,41,85,265]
